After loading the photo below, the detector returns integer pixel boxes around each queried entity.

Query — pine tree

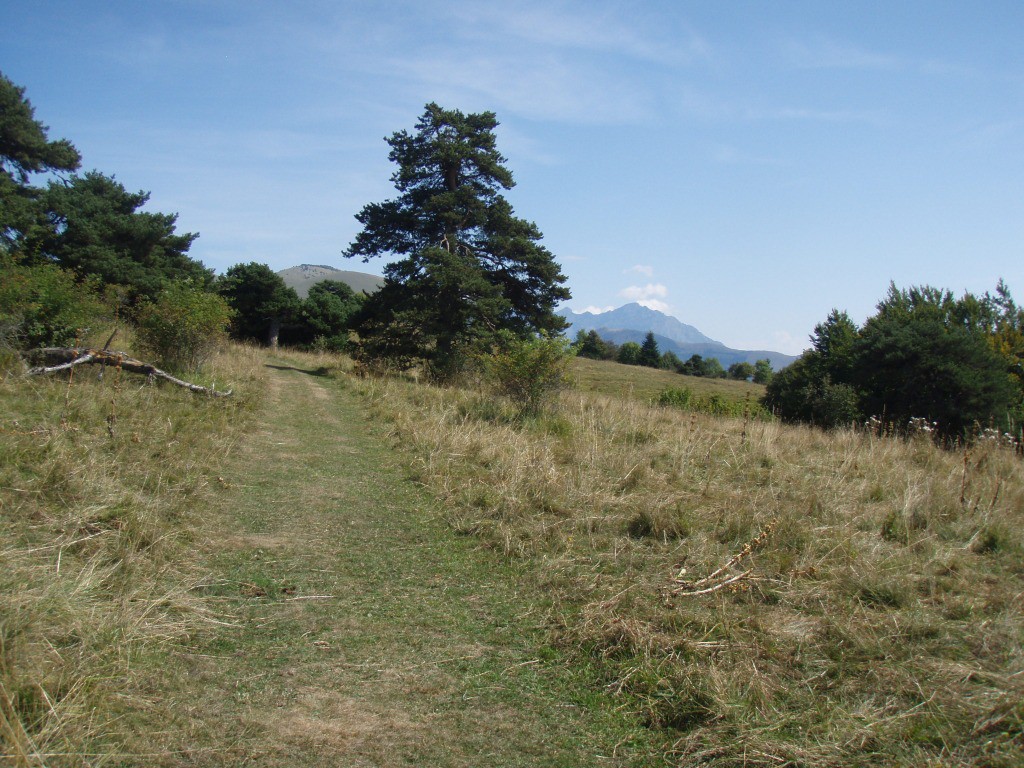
[1,71,81,252]
[638,331,661,368]
[345,103,570,378]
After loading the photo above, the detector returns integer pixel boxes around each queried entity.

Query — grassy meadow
[2,345,1021,766]
[0,337,266,764]
[352,357,1024,766]
[570,356,764,405]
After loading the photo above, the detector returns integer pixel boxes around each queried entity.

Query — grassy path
[147,358,655,766]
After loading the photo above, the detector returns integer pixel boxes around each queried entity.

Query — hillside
[277,263,384,298]
[561,303,798,369]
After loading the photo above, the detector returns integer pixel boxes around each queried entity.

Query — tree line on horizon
[3,70,1021,441]
[573,328,774,383]
[765,283,1024,441]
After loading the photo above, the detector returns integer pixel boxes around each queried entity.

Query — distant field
[570,356,765,404]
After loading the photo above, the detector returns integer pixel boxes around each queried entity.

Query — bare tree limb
[26,348,232,397]
[672,569,752,596]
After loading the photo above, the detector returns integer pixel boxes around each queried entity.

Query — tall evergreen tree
[28,171,207,301]
[0,71,81,251]
[638,331,661,368]
[344,103,570,378]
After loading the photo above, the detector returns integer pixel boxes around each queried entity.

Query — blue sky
[3,0,1022,354]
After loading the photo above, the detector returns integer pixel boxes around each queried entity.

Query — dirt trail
[173,361,646,767]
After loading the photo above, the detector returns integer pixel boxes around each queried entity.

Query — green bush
[134,280,232,372]
[480,332,575,416]
[0,255,108,351]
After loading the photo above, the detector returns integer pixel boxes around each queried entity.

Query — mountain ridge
[559,303,797,370]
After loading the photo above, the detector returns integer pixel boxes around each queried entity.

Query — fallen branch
[26,348,232,397]
[671,517,778,597]
[673,569,752,597]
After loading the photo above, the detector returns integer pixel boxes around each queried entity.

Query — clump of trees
[572,327,774,382]
[214,264,364,351]
[1,71,223,374]
[573,329,618,361]
[765,282,1023,440]
[343,103,570,380]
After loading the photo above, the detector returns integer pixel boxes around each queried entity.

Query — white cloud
[712,144,783,166]
[772,330,807,356]
[620,283,668,302]
[381,51,655,124]
[624,264,654,277]
[782,37,900,71]
[576,305,615,314]
[449,2,710,66]
[620,283,671,313]
[637,299,671,313]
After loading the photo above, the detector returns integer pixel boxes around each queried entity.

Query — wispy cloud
[781,37,901,71]
[712,144,784,166]
[772,330,807,356]
[382,52,656,124]
[449,1,710,66]
[624,264,655,277]
[576,304,615,314]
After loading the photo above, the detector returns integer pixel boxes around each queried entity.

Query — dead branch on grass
[26,348,231,397]
[672,517,778,596]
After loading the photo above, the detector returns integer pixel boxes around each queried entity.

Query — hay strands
[27,347,232,397]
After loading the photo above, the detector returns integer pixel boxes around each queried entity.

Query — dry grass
[351,368,1024,766]
[0,339,265,765]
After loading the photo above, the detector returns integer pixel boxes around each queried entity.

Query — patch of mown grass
[349,367,1024,766]
[118,351,668,766]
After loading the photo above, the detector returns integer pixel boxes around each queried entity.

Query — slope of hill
[278,263,384,298]
[560,303,797,369]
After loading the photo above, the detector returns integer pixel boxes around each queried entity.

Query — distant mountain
[278,264,384,298]
[560,303,797,370]
[562,303,717,346]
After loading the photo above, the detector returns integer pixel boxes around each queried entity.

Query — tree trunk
[267,317,281,349]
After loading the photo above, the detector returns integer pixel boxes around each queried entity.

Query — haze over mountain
[560,304,797,370]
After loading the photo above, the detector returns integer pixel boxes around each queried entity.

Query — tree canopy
[2,74,209,309]
[573,329,617,360]
[765,282,1022,438]
[344,103,570,378]
[26,171,206,301]
[1,71,81,251]
[217,262,300,347]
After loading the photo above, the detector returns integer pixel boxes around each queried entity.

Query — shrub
[480,332,575,416]
[134,280,232,372]
[0,255,109,352]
